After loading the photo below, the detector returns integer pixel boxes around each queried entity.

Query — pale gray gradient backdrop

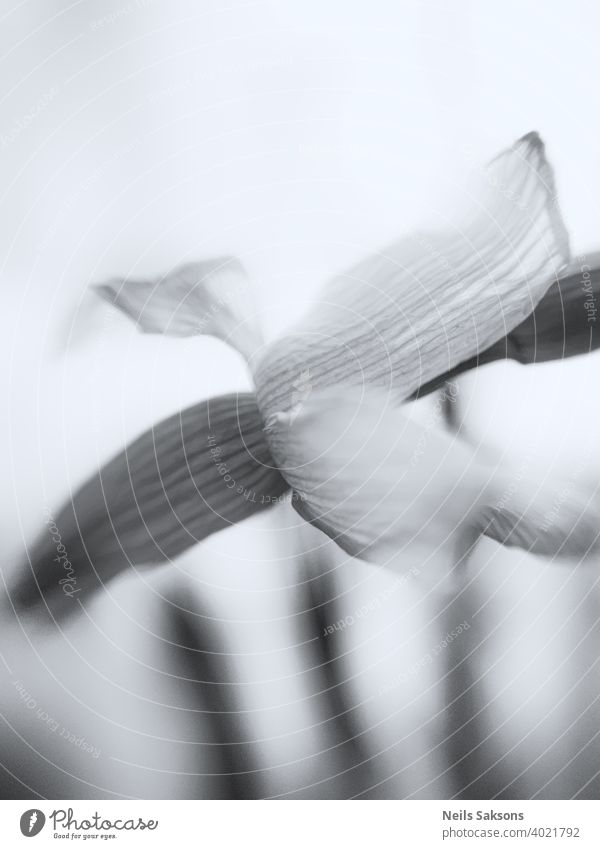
[1,0,600,798]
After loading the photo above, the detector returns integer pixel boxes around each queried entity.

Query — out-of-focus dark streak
[296,553,379,798]
[164,588,265,799]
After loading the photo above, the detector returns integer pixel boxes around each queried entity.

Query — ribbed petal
[255,132,570,431]
[95,257,261,360]
[413,253,600,397]
[276,389,600,571]
[10,393,288,617]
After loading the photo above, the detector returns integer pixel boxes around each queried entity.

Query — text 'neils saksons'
[442,811,524,821]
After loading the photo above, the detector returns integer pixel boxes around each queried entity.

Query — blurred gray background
[1,0,600,798]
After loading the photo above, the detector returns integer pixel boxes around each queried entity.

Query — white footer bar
[1,800,598,847]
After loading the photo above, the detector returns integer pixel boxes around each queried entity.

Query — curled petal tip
[518,130,543,147]
[94,257,262,360]
[255,132,572,422]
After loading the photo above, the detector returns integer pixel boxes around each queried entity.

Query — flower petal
[508,253,599,363]
[275,388,600,572]
[255,132,570,424]
[480,474,600,559]
[413,254,600,397]
[10,393,288,618]
[95,257,261,360]
[273,388,491,572]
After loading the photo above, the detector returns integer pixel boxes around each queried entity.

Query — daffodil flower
[13,132,600,617]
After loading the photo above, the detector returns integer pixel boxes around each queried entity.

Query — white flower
[14,133,600,618]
